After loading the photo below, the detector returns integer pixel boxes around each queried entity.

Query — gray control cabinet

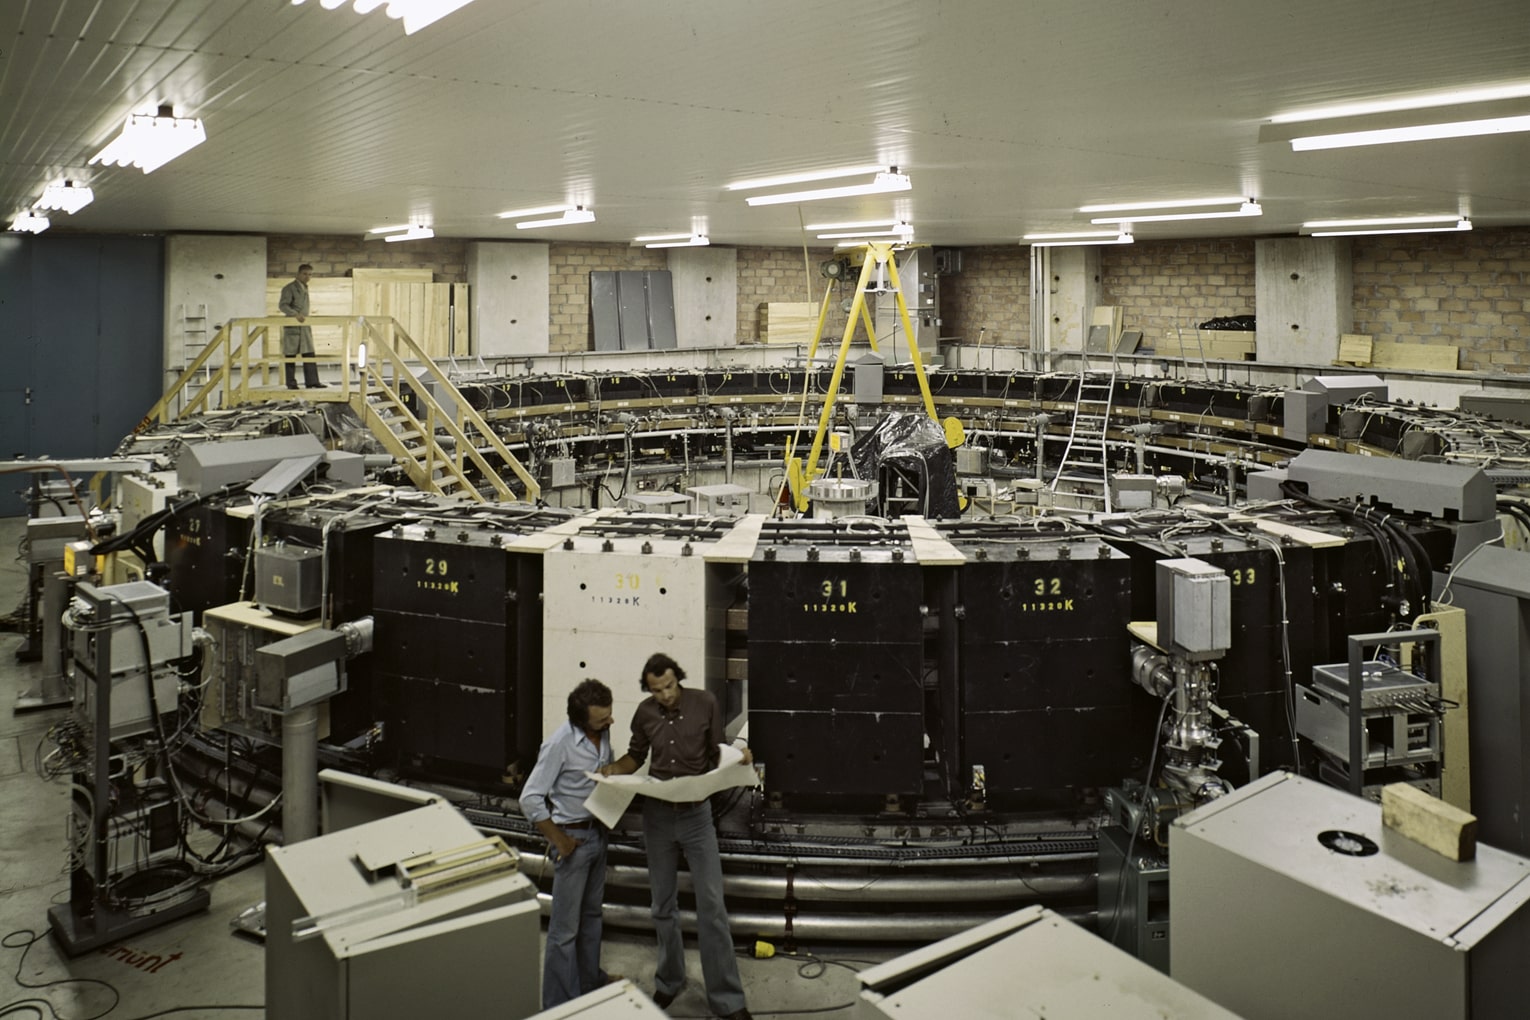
[1171,772,1530,1020]
[265,799,541,1020]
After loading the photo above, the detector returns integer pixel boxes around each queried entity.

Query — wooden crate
[759,302,818,344]
[1154,329,1256,361]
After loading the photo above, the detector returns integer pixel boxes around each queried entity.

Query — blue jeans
[543,827,608,1009]
[643,800,746,1016]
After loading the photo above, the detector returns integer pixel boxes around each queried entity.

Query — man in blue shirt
[520,678,617,1009]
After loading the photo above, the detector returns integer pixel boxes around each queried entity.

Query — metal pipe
[515,857,1094,903]
[281,705,319,842]
[571,896,1097,942]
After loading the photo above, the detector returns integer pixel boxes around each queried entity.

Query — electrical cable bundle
[1278,480,1431,621]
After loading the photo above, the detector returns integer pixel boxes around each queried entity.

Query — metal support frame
[786,243,939,511]
[1343,629,1442,797]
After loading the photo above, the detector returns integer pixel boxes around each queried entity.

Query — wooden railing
[140,315,540,503]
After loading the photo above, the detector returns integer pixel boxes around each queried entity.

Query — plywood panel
[264,277,352,355]
[1370,339,1458,372]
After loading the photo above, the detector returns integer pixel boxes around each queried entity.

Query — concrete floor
[0,514,882,1019]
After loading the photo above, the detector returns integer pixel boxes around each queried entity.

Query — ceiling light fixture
[38,182,94,214]
[1026,232,1133,248]
[817,222,913,240]
[368,223,413,234]
[1077,197,1249,214]
[515,206,594,229]
[292,0,479,35]
[1301,218,1472,237]
[1261,92,1530,150]
[383,225,435,242]
[89,108,207,174]
[1022,230,1124,241]
[744,170,912,207]
[726,164,890,192]
[803,219,900,231]
[1091,202,1260,225]
[10,212,50,234]
[497,204,575,220]
[645,234,710,249]
[1290,115,1530,151]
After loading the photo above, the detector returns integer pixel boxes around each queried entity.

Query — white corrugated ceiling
[2,0,1527,246]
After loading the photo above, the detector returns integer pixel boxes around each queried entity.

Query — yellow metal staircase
[142,315,540,503]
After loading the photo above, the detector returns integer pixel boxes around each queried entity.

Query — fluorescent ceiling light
[632,232,693,243]
[1022,230,1124,241]
[497,203,574,220]
[1091,202,1260,225]
[817,222,913,240]
[1267,83,1530,124]
[804,219,899,231]
[1301,215,1463,229]
[646,234,710,249]
[383,225,435,242]
[833,234,916,249]
[368,223,413,234]
[515,206,594,229]
[89,111,206,174]
[745,171,912,207]
[1261,92,1530,150]
[38,182,94,214]
[1077,196,1248,213]
[1303,218,1471,237]
[726,164,889,192]
[292,0,479,34]
[1027,232,1133,248]
[9,213,49,234]
[1290,115,1530,150]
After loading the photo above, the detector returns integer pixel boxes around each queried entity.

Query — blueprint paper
[583,744,760,827]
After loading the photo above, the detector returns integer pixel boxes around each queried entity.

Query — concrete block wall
[1100,239,1256,348]
[733,245,841,343]
[267,234,468,282]
[940,246,1031,351]
[545,243,667,353]
[261,229,1527,374]
[1352,227,1530,374]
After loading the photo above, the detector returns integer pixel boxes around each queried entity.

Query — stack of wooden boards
[1153,327,1257,361]
[759,301,818,344]
[1334,332,1458,371]
[263,268,469,360]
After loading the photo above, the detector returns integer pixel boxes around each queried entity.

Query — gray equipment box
[1285,448,1494,522]
[264,798,540,1020]
[1282,374,1387,438]
[1171,771,1530,1020]
[255,544,324,616]
[855,903,1240,1018]
[26,515,89,564]
[178,434,327,494]
[255,629,348,712]
[1155,558,1230,659]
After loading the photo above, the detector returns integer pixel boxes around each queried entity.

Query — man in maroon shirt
[601,652,753,1020]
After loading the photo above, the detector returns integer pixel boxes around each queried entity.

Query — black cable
[0,930,120,1020]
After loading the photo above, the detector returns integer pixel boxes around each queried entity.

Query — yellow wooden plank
[1370,339,1458,372]
[353,268,434,283]
[1337,333,1373,365]
[452,283,471,356]
[1381,782,1476,861]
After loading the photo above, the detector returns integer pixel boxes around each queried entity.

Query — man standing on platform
[600,653,753,1020]
[520,678,619,1009]
[278,263,324,389]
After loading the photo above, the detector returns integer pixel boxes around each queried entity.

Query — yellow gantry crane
[783,241,961,512]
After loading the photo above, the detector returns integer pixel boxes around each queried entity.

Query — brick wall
[940,246,1031,351]
[1353,227,1530,374]
[1100,239,1255,347]
[267,234,468,282]
[734,245,841,342]
[264,230,1528,372]
[546,243,667,353]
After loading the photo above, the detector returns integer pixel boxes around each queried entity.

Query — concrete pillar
[1256,237,1353,364]
[668,246,737,347]
[467,241,550,357]
[1037,247,1103,352]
